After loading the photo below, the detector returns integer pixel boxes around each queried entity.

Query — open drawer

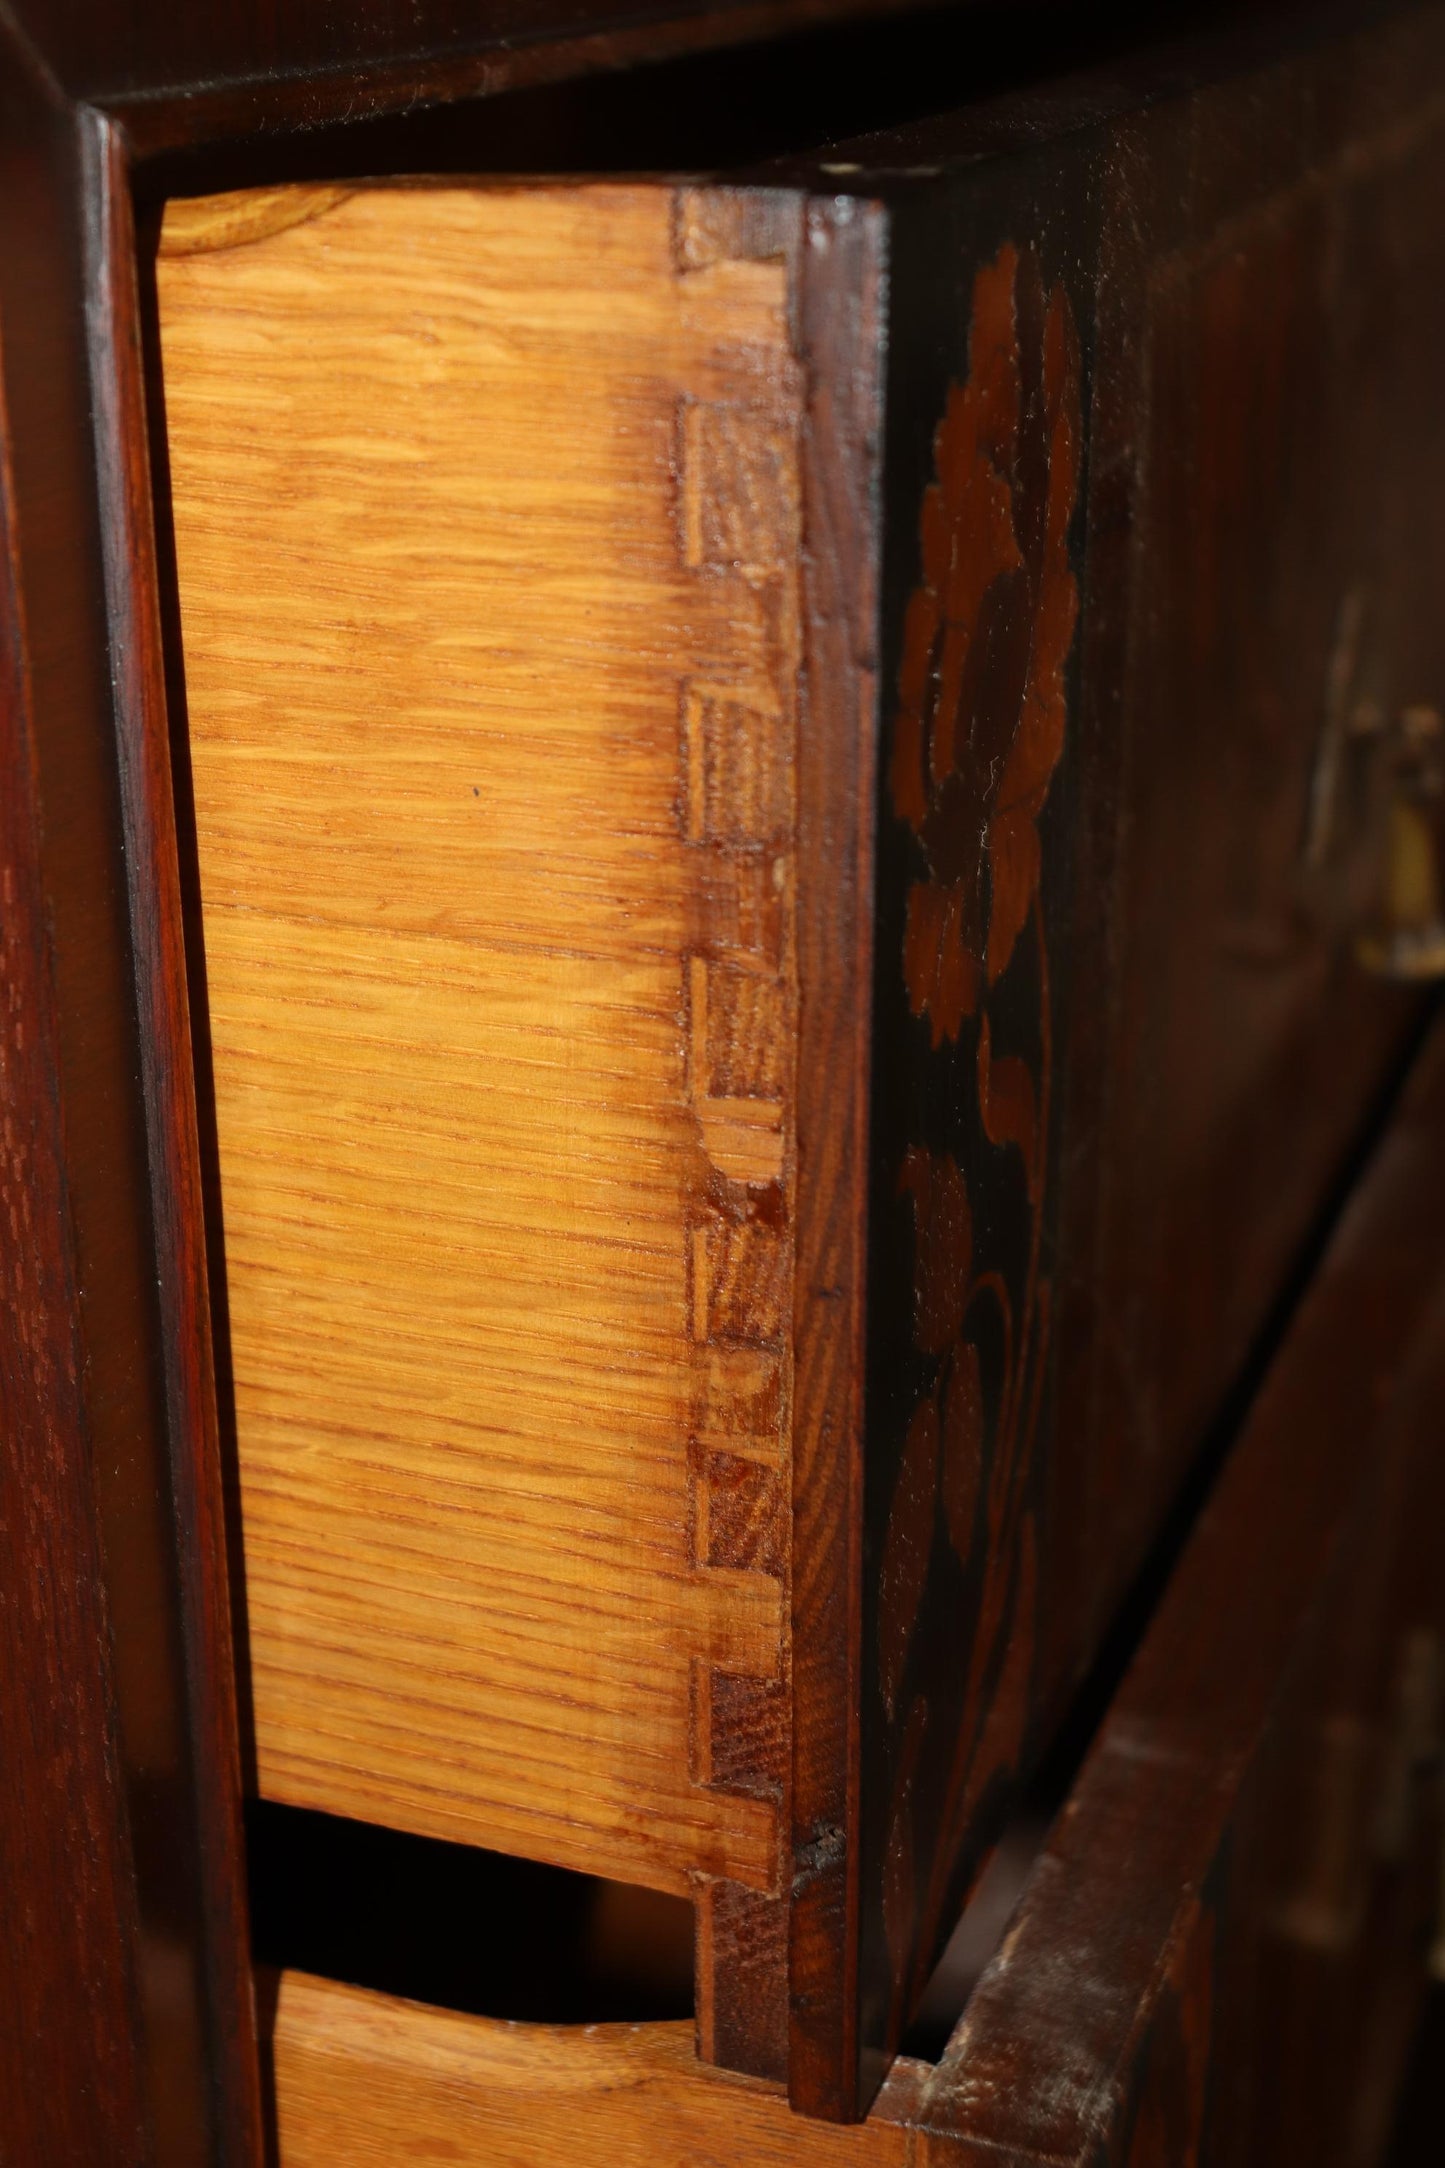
[262,1011,1445,2162]
[144,7,1445,2118]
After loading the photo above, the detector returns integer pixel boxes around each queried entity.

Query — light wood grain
[158,184,802,1897]
[269,1972,922,2165]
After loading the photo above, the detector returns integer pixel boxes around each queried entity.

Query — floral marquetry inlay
[872,239,1082,2054]
[892,242,1080,1050]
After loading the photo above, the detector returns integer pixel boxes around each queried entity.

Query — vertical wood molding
[81,107,265,2167]
[0,98,153,2168]
[0,35,154,2161]
[0,24,262,2153]
[674,190,804,2076]
[789,195,886,2121]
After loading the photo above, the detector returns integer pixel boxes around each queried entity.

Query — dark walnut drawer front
[263,1013,1445,2164]
[153,9,1445,2117]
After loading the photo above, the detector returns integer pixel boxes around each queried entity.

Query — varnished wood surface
[90,114,267,2166]
[156,15,1445,2121]
[159,184,801,1907]
[840,12,1445,2099]
[268,1972,924,2166]
[786,191,886,2116]
[0,24,262,2165]
[0,68,152,2166]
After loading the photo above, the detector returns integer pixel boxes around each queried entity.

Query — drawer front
[854,17,1445,2101]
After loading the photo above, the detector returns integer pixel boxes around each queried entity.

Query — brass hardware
[1354,705,1445,980]
[1304,594,1445,977]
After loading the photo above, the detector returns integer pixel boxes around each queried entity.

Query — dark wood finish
[14,0,886,99]
[9,0,917,160]
[86,110,267,2168]
[916,1010,1445,2166]
[0,56,151,2164]
[754,10,1445,2109]
[789,192,889,2118]
[1044,0,1445,1701]
[858,188,1094,2112]
[5,0,1445,2149]
[0,23,262,2168]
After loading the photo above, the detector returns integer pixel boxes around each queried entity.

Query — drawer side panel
[158,182,802,1904]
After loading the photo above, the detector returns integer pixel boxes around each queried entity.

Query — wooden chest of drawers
[3,0,1444,2159]
[149,7,1445,2122]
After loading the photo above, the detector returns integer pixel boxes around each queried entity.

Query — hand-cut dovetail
[671,187,803,277]
[679,399,800,579]
[684,682,792,847]
[695,1346,786,1465]
[698,1101,785,1186]
[702,1451,786,1576]
[690,1568,784,1687]
[677,350,799,1934]
[688,956,786,1184]
[696,1217,790,1346]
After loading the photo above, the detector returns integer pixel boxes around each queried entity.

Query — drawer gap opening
[900,1811,1050,2062]
[135,0,1296,206]
[246,1800,695,2027]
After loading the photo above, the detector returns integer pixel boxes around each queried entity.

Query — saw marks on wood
[158,183,801,1898]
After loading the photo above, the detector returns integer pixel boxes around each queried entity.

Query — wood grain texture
[158,183,802,1909]
[860,221,1085,2093]
[787,190,886,2120]
[1046,21,1445,1687]
[0,27,262,2162]
[156,17,1445,2121]
[268,1971,925,2166]
[7,0,1437,2151]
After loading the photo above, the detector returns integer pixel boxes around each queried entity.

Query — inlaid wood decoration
[860,236,1082,2067]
